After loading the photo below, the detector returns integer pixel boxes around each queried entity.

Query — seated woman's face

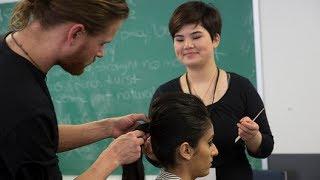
[189,125,218,178]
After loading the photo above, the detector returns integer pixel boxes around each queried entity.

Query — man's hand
[77,130,146,179]
[110,113,148,138]
[103,130,146,165]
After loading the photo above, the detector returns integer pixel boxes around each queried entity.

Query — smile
[183,52,198,56]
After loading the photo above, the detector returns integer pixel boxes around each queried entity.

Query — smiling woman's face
[173,24,219,68]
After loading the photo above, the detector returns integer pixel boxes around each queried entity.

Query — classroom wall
[259,0,320,154]
[259,1,320,178]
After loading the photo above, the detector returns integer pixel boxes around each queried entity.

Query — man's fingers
[130,113,149,122]
[131,130,146,138]
[136,137,145,145]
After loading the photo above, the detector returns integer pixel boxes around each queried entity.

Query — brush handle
[234,108,265,143]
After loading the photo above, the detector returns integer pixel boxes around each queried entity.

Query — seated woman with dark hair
[122,93,218,180]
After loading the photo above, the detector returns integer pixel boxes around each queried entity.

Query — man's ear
[178,142,195,160]
[66,24,86,46]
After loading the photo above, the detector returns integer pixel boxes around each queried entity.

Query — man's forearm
[58,119,113,152]
[75,152,119,180]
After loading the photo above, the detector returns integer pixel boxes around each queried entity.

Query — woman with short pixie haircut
[149,1,274,180]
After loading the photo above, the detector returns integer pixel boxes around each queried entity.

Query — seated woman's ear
[178,142,195,160]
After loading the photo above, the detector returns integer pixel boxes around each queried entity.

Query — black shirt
[0,33,62,179]
[152,73,274,180]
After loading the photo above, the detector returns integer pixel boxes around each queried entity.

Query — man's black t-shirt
[0,33,62,179]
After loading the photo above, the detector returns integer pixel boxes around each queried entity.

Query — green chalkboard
[0,0,261,175]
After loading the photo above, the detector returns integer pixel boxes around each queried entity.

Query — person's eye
[100,41,110,47]
[174,37,184,42]
[193,35,201,40]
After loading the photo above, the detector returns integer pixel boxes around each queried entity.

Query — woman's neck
[186,59,217,83]
[166,166,195,180]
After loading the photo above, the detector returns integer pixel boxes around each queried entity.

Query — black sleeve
[151,85,164,104]
[243,79,274,158]
[0,113,60,180]
[0,158,11,180]
[149,78,181,106]
[148,84,169,114]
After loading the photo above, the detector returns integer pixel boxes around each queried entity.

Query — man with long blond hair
[0,0,147,179]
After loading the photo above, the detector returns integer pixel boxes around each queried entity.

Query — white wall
[259,0,320,153]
